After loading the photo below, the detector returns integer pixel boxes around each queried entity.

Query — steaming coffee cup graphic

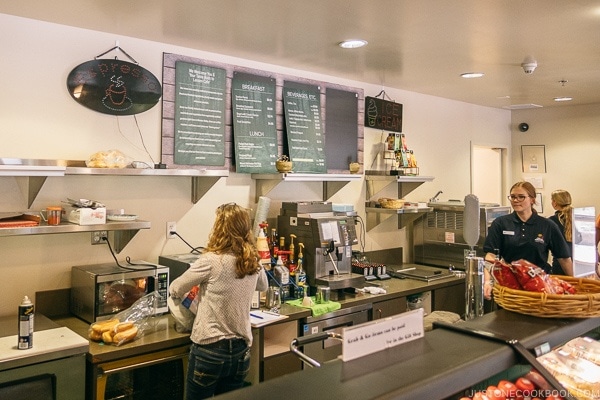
[102,75,133,111]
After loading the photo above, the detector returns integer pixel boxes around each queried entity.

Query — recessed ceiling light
[460,72,485,78]
[338,39,368,49]
[554,96,573,102]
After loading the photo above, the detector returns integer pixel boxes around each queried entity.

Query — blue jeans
[185,339,250,399]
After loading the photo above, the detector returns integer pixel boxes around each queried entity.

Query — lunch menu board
[232,73,278,173]
[283,82,327,173]
[173,62,226,166]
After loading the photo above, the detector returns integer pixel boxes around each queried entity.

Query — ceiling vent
[502,104,543,110]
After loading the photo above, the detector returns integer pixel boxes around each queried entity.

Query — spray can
[18,295,34,349]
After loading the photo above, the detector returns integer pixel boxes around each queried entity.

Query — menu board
[283,82,326,173]
[173,62,226,166]
[231,73,278,173]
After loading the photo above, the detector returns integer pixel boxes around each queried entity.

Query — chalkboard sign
[364,96,403,133]
[173,62,226,166]
[232,73,278,173]
[283,82,327,173]
[325,88,358,170]
[67,59,161,115]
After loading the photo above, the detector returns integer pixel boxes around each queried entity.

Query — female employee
[170,203,268,399]
[482,182,573,299]
[548,189,578,275]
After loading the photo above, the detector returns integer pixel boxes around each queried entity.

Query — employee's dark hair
[510,181,537,206]
[206,203,261,278]
[551,189,574,242]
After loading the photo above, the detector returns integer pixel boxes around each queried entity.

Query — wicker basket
[378,198,405,209]
[493,275,600,318]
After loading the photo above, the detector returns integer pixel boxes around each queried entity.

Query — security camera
[518,123,529,132]
[521,62,537,74]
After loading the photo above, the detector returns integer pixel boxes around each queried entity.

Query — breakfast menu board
[173,61,226,166]
[232,73,278,173]
[283,82,327,173]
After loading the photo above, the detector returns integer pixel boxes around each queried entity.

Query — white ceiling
[3,0,600,109]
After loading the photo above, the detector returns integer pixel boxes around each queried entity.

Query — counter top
[215,310,600,400]
[48,270,462,365]
[0,314,88,372]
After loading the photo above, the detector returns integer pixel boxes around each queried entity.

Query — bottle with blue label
[18,295,34,349]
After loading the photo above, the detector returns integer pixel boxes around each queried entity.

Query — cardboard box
[64,207,106,225]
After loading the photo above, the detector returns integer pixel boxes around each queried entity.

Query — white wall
[0,13,511,316]
[511,104,600,216]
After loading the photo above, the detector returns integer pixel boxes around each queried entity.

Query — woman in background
[483,181,573,299]
[170,203,268,399]
[548,189,576,275]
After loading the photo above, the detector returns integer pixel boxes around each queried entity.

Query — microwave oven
[70,261,169,323]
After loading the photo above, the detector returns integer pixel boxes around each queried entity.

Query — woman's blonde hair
[551,189,573,242]
[206,203,261,278]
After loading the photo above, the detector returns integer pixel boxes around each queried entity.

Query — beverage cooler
[413,201,510,269]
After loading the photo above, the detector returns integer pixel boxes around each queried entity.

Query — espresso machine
[277,202,364,298]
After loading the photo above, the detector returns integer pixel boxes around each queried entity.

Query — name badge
[502,230,515,236]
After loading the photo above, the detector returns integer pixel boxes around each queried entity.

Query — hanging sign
[364,96,403,132]
[66,59,161,115]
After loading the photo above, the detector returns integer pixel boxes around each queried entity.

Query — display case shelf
[251,173,362,202]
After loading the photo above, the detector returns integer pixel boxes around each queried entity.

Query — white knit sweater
[169,252,268,346]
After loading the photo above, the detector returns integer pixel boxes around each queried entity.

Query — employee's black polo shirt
[483,211,571,273]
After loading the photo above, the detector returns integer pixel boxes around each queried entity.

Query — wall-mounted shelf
[251,173,362,202]
[65,167,228,204]
[364,174,434,231]
[0,159,228,206]
[364,206,433,231]
[0,220,151,253]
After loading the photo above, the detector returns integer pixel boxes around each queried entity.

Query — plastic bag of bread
[562,336,600,366]
[536,349,600,400]
[86,149,131,168]
[88,291,163,346]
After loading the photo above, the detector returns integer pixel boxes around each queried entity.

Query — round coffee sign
[67,59,161,115]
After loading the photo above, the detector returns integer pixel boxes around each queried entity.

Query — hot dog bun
[91,318,120,333]
[113,326,139,344]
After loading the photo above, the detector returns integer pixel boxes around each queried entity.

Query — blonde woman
[170,203,268,399]
[482,182,573,299]
[548,189,577,275]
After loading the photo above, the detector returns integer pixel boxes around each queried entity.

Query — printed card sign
[342,308,424,362]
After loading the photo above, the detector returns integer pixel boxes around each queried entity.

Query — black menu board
[283,82,326,173]
[173,62,226,166]
[231,73,278,173]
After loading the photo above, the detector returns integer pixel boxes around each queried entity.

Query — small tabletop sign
[364,96,403,133]
[173,61,226,166]
[283,82,327,173]
[232,73,278,173]
[342,308,424,362]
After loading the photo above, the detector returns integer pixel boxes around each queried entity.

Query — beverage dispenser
[277,202,364,296]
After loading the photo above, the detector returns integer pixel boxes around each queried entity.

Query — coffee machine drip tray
[315,273,365,290]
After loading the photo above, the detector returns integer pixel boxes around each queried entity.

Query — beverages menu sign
[232,73,278,173]
[283,82,326,173]
[173,62,226,166]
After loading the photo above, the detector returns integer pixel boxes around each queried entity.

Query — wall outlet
[91,231,108,245]
[166,221,177,239]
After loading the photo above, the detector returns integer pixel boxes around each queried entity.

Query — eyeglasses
[507,195,530,202]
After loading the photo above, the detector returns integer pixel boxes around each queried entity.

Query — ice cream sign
[364,96,403,133]
[67,59,161,115]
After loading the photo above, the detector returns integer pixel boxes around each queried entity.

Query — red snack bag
[491,259,522,289]
[510,259,555,293]
[548,275,577,295]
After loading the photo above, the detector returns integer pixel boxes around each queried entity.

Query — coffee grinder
[277,202,364,300]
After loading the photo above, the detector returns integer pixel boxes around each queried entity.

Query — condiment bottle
[274,254,289,285]
[295,243,307,287]
[256,229,271,268]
